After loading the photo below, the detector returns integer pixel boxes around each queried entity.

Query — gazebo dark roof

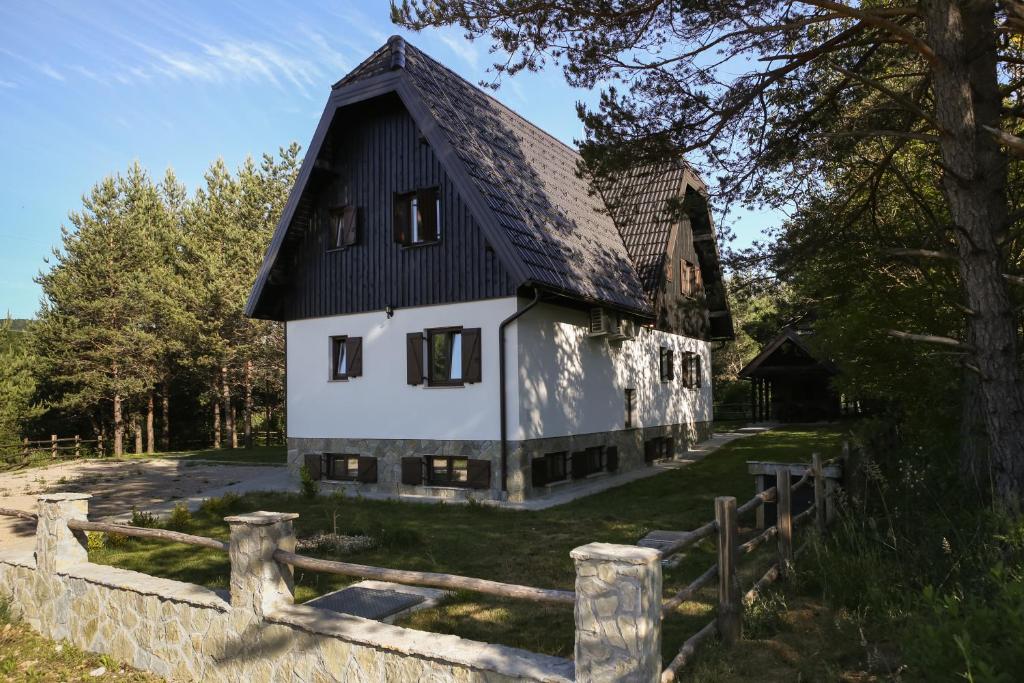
[738,327,839,379]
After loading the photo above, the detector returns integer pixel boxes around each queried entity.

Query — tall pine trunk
[927,1,1024,509]
[221,366,235,449]
[212,382,222,449]
[133,414,142,455]
[161,391,170,451]
[243,360,254,449]
[113,392,123,457]
[146,392,155,454]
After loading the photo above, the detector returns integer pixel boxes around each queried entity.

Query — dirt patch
[0,459,283,551]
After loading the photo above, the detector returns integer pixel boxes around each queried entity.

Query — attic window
[680,260,703,297]
[328,206,358,250]
[394,188,441,246]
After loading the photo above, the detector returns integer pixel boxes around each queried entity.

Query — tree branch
[887,329,973,350]
[885,248,957,260]
[795,1,936,64]
[981,125,1024,157]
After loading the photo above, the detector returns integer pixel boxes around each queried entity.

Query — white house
[246,37,733,502]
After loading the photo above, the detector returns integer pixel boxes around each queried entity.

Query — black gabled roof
[738,327,839,379]
[247,36,731,326]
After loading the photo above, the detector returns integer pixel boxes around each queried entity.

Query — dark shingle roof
[339,40,653,313]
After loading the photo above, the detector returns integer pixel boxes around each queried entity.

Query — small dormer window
[680,259,702,297]
[328,206,358,250]
[394,187,441,246]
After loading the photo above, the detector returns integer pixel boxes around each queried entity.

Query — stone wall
[289,419,713,503]
[1,493,666,682]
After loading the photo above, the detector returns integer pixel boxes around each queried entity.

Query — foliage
[165,503,194,532]
[22,147,299,455]
[0,316,42,444]
[129,508,156,529]
[299,465,319,499]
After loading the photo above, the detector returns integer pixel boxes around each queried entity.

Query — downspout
[499,288,541,496]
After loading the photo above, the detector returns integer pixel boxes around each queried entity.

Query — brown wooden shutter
[303,453,322,480]
[605,446,619,472]
[695,355,703,388]
[341,206,358,246]
[346,337,363,377]
[461,328,482,383]
[665,437,675,460]
[667,349,675,381]
[357,456,378,483]
[401,456,423,485]
[531,458,548,488]
[467,458,491,489]
[406,332,423,385]
[417,187,438,241]
[393,193,410,245]
[571,451,587,479]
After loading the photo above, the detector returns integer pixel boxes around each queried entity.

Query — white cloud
[37,63,65,81]
[0,79,16,89]
[437,32,478,68]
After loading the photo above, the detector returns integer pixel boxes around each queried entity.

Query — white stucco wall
[287,298,519,441]
[513,303,712,440]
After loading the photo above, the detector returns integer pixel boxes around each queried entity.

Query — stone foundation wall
[290,420,713,503]
[2,493,666,683]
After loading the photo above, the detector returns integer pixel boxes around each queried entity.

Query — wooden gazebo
[739,327,840,422]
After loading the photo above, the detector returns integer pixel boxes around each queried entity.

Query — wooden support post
[51,434,57,459]
[97,433,104,457]
[812,453,826,534]
[775,466,793,578]
[753,474,767,530]
[22,437,28,458]
[715,496,740,645]
[74,434,80,459]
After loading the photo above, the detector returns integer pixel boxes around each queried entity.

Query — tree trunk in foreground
[927,0,1024,510]
[146,392,155,454]
[133,414,142,455]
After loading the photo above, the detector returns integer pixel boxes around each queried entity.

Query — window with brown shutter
[406,332,424,385]
[323,453,360,481]
[346,337,363,377]
[694,354,703,388]
[357,456,378,483]
[330,336,348,380]
[533,451,568,487]
[466,459,491,489]
[328,205,359,250]
[659,347,674,382]
[394,187,441,246]
[304,453,322,480]
[401,456,423,485]
[427,327,463,386]
[461,328,482,383]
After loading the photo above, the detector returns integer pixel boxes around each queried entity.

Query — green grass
[0,598,159,682]
[90,426,846,664]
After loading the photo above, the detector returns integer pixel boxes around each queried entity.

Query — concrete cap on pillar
[37,493,92,502]
[224,511,299,526]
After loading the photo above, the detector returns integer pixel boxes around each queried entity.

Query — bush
[299,465,319,499]
[165,503,193,532]
[199,492,244,516]
[129,508,156,528]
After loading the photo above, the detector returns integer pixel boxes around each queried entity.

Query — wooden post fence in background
[776,466,793,577]
[22,437,29,458]
[812,453,826,534]
[715,496,740,645]
[50,434,57,459]
[74,435,81,459]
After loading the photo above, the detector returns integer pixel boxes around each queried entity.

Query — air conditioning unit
[588,308,610,337]
[618,318,638,341]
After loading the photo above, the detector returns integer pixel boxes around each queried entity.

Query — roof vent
[388,35,406,70]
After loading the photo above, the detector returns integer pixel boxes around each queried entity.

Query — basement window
[322,454,359,481]
[532,451,568,487]
[427,456,469,486]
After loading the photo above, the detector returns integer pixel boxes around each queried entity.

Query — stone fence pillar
[35,493,90,574]
[571,542,662,683]
[225,511,298,618]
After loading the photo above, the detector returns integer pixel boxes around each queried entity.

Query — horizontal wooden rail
[743,562,781,605]
[661,617,717,682]
[0,507,38,521]
[739,524,778,556]
[67,520,228,552]
[737,486,776,517]
[792,503,817,528]
[662,562,717,615]
[274,549,575,606]
[656,518,718,558]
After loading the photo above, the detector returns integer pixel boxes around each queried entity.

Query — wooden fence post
[98,433,104,457]
[715,496,740,645]
[74,434,81,459]
[775,466,793,578]
[22,437,29,458]
[753,474,767,530]
[51,434,57,459]
[812,453,826,534]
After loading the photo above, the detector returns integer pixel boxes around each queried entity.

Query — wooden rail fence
[659,452,841,681]
[0,434,103,460]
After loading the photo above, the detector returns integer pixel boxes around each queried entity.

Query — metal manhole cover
[306,586,426,621]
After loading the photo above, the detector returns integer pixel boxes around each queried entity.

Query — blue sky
[0,0,776,319]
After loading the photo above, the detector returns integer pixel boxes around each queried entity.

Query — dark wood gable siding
[279,95,517,321]
[654,188,710,340]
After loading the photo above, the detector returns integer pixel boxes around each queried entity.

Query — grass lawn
[0,599,159,682]
[89,426,847,671]
[0,445,287,474]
